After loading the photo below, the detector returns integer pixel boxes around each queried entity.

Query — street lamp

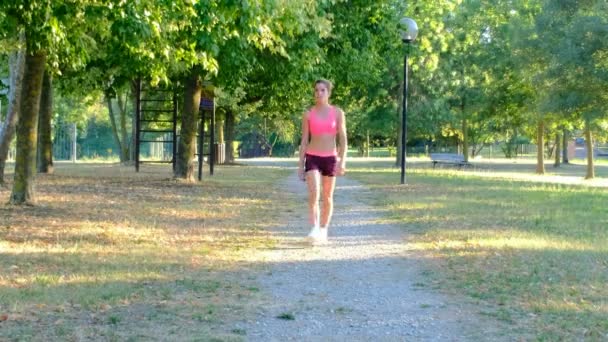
[399,17,418,184]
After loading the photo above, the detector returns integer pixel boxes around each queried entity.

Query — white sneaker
[318,227,328,242]
[307,226,321,240]
[307,226,328,244]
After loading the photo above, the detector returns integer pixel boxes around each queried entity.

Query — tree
[104,88,131,163]
[171,0,329,180]
[534,0,608,178]
[1,1,104,203]
[0,33,25,184]
[10,49,46,204]
[175,71,202,181]
[57,0,180,164]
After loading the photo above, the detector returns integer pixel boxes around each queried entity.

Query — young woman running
[297,79,348,243]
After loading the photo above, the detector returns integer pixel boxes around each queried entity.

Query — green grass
[2,157,607,340]
[0,163,293,341]
[346,147,395,158]
[348,163,608,340]
[276,312,295,320]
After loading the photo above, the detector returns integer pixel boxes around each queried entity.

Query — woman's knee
[309,197,320,206]
[321,192,334,203]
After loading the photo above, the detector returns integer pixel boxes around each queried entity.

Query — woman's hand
[298,166,306,181]
[336,164,346,176]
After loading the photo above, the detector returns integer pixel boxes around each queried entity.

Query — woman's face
[314,83,330,104]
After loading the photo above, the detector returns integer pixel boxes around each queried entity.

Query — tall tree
[172,0,328,179]
[0,33,25,184]
[55,0,182,164]
[536,0,608,178]
[104,89,131,163]
[10,50,46,204]
[1,1,104,203]
[175,71,202,181]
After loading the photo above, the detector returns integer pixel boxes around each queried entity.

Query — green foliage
[3,0,607,161]
[54,90,108,129]
[79,117,115,159]
[0,1,108,74]
[538,0,608,121]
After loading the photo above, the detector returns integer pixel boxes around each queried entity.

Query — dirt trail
[237,172,507,341]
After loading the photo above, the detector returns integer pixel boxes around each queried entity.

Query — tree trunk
[553,131,561,168]
[117,90,130,161]
[0,39,26,184]
[535,119,545,175]
[562,129,569,164]
[460,65,469,162]
[546,141,554,159]
[37,70,53,174]
[225,109,235,163]
[461,93,469,162]
[366,130,370,158]
[584,119,594,179]
[10,50,47,204]
[105,91,126,162]
[462,117,469,162]
[174,69,202,181]
[217,119,224,144]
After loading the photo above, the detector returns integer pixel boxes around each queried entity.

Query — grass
[0,162,292,341]
[276,312,295,320]
[348,159,608,340]
[2,157,607,340]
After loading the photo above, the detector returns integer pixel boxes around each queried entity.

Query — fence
[7,122,602,162]
[6,122,77,162]
[53,123,78,161]
[140,132,174,161]
[5,124,220,163]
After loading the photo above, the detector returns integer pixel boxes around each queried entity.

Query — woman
[297,79,347,243]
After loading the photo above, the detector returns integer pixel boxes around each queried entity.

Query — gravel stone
[238,171,509,341]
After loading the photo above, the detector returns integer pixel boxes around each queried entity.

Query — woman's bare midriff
[307,134,337,154]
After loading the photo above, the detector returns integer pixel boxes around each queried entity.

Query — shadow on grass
[0,268,252,341]
[0,163,293,340]
[347,167,608,340]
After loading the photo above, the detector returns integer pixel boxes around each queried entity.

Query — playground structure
[134,79,220,180]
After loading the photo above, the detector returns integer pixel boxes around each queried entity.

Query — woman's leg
[306,170,321,227]
[320,175,337,228]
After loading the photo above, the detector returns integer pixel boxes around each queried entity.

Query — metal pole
[135,78,141,172]
[210,99,215,176]
[172,90,178,171]
[198,108,204,181]
[401,50,409,184]
[71,123,77,163]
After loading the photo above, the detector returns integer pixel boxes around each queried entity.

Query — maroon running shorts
[305,153,337,177]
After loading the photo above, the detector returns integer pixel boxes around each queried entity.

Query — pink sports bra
[308,106,338,135]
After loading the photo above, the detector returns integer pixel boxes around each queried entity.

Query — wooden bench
[430,153,470,169]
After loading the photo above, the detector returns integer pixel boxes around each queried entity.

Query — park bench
[430,153,470,169]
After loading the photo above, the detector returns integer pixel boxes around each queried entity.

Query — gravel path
[238,171,507,341]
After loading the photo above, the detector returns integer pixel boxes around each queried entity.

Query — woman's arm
[337,108,348,175]
[298,111,309,179]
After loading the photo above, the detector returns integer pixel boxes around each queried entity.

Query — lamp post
[399,17,418,184]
